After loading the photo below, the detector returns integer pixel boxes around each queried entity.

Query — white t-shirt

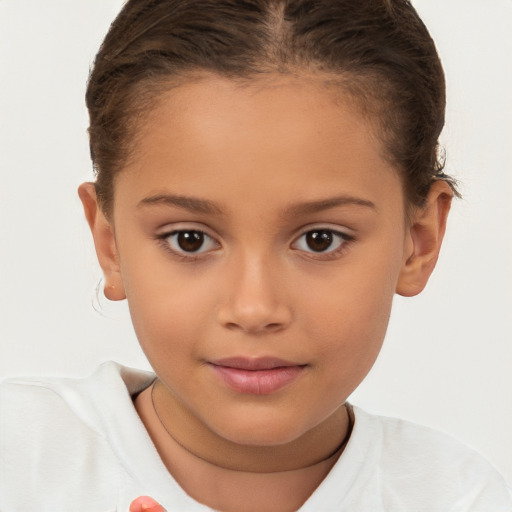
[1,361,511,512]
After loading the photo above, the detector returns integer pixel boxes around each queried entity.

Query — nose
[216,253,292,335]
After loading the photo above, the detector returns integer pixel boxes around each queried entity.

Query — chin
[210,412,313,447]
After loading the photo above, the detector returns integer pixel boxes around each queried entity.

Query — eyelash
[157,229,219,261]
[156,227,354,261]
[292,229,354,260]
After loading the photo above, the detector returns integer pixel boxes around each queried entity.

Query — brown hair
[86,0,457,216]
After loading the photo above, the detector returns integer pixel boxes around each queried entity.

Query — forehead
[116,74,404,217]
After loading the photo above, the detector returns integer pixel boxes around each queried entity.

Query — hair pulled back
[86,0,457,215]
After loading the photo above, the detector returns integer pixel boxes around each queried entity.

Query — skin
[79,73,452,512]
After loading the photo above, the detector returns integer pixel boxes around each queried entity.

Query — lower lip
[209,364,305,395]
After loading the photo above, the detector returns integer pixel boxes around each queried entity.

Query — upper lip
[209,357,305,371]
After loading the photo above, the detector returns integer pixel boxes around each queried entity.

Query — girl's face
[93,75,420,446]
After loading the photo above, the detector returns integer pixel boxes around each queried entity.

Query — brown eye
[305,230,334,252]
[166,230,219,254]
[292,228,349,255]
[177,231,204,252]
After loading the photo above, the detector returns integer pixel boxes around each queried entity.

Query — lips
[208,357,306,395]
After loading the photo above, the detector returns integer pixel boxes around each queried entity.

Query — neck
[147,379,352,473]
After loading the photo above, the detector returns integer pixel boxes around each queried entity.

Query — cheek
[301,249,401,377]
[120,256,218,359]
[308,285,393,365]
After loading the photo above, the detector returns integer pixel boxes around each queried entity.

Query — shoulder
[347,406,512,510]
[0,361,154,437]
[354,406,501,470]
[0,362,156,511]
[354,406,483,462]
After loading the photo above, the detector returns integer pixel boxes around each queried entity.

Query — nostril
[216,288,293,333]
[223,321,283,332]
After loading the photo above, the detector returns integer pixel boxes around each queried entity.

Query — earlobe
[396,181,453,297]
[78,183,126,301]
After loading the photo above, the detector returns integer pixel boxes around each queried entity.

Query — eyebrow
[283,195,376,216]
[138,194,224,215]
[138,193,375,216]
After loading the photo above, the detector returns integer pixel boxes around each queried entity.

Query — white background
[1,0,511,484]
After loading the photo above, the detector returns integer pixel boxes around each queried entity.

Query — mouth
[208,357,307,395]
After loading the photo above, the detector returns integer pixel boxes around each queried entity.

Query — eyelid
[155,221,218,237]
[156,223,222,259]
[292,223,354,241]
[170,230,219,252]
[291,225,354,257]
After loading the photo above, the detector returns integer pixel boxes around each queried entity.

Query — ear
[396,180,453,297]
[78,183,126,301]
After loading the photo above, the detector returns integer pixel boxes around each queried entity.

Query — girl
[1,1,511,510]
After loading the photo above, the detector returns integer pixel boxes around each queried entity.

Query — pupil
[177,231,204,252]
[306,230,333,252]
